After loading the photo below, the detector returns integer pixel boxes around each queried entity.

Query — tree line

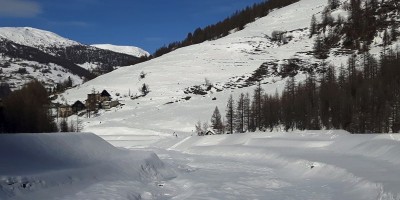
[0,80,58,133]
[199,49,400,135]
[310,0,398,54]
[153,0,299,57]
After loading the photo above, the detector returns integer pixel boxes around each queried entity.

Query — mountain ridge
[91,44,149,58]
[0,27,144,90]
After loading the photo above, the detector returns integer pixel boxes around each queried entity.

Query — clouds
[0,0,42,18]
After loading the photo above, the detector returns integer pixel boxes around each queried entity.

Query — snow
[0,55,83,90]
[141,130,400,200]
[3,131,400,199]
[0,132,175,200]
[57,0,400,135]
[0,27,80,49]
[5,0,400,199]
[13,129,397,199]
[92,44,150,58]
[57,0,330,134]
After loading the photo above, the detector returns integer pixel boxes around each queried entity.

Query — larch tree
[310,14,318,38]
[235,93,245,133]
[244,93,251,132]
[211,106,223,134]
[226,95,235,134]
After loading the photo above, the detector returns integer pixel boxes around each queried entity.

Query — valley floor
[4,131,400,200]
[67,131,400,200]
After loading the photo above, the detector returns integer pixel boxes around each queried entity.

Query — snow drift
[0,133,175,199]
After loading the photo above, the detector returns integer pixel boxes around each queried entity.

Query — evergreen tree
[313,35,329,59]
[195,121,203,136]
[253,82,263,129]
[140,83,150,96]
[235,93,245,133]
[60,118,69,132]
[226,95,235,134]
[310,14,318,38]
[328,0,340,9]
[321,7,334,31]
[282,76,296,131]
[390,23,397,42]
[211,106,223,134]
[244,93,251,132]
[383,29,391,48]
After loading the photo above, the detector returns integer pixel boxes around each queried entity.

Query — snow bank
[0,133,175,199]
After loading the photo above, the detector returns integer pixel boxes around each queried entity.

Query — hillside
[0,27,142,90]
[57,0,400,134]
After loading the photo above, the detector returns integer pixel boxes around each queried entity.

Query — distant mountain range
[0,27,147,90]
[91,44,149,58]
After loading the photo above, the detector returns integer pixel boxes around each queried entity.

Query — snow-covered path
[113,131,400,200]
[93,131,394,200]
[4,131,400,199]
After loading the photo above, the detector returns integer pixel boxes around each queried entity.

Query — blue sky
[0,0,263,54]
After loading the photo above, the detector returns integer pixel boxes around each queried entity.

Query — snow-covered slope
[0,133,174,200]
[0,27,80,49]
[59,0,399,135]
[58,0,334,133]
[92,44,150,58]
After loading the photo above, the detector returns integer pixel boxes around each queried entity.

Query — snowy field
[2,131,400,199]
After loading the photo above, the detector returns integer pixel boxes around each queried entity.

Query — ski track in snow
[109,131,400,200]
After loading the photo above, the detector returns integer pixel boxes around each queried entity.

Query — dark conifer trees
[235,94,245,133]
[211,106,223,134]
[2,80,57,133]
[310,15,318,38]
[206,48,400,134]
[226,95,235,134]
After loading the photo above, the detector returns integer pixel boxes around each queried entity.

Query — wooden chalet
[59,104,73,118]
[100,90,112,102]
[71,100,86,112]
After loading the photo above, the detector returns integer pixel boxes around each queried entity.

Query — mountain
[0,27,80,50]
[59,0,398,134]
[91,44,149,58]
[0,27,142,91]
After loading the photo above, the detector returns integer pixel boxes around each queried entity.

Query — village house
[86,93,101,111]
[101,100,120,109]
[205,130,216,135]
[59,104,73,118]
[100,90,112,102]
[71,100,86,112]
[85,89,119,111]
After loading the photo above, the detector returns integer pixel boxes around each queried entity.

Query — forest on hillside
[202,49,400,135]
[201,0,400,135]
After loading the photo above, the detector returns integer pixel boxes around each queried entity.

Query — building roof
[72,100,85,107]
[101,90,111,97]
[205,130,216,135]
